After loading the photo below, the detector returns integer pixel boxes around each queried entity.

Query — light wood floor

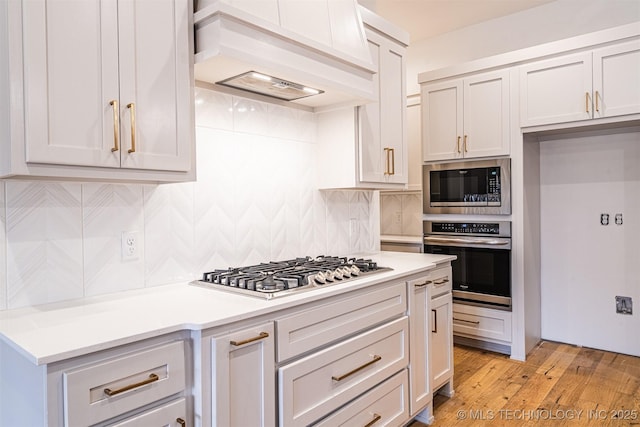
[410,341,640,426]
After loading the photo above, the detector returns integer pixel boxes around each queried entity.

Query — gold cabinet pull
[363,413,382,427]
[383,148,390,175]
[433,278,449,285]
[463,135,468,153]
[585,92,590,113]
[432,309,437,333]
[104,373,159,396]
[453,317,480,325]
[456,136,461,153]
[176,418,186,427]
[109,100,119,152]
[595,90,600,112]
[332,355,382,381]
[230,331,269,346]
[389,148,395,175]
[127,102,136,153]
[414,280,432,288]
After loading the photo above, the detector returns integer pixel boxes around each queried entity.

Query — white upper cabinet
[520,40,640,127]
[316,8,408,189]
[359,28,407,185]
[2,0,194,182]
[593,41,640,118]
[422,70,510,162]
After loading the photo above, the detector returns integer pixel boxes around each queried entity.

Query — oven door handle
[424,236,510,246]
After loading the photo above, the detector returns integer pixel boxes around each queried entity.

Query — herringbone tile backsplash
[0,88,380,310]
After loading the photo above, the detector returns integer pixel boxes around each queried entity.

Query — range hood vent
[217,71,324,101]
[193,0,376,109]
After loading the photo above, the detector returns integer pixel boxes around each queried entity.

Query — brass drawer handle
[332,355,382,382]
[454,317,480,325]
[127,102,136,153]
[433,278,449,285]
[383,148,390,175]
[177,417,186,427]
[585,92,590,113]
[109,100,120,152]
[230,331,269,346]
[456,136,461,153]
[389,148,395,175]
[104,373,159,396]
[364,413,382,427]
[414,280,432,288]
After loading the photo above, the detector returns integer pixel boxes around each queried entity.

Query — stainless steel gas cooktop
[190,256,391,299]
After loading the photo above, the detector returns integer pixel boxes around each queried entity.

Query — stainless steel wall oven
[423,158,511,215]
[423,221,512,310]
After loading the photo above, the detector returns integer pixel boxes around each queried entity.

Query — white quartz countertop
[0,252,454,365]
[380,235,423,244]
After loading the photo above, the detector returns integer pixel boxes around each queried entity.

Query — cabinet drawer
[279,317,409,427]
[429,266,452,298]
[276,281,406,362]
[312,369,409,427]
[107,398,187,426]
[63,341,186,427]
[453,303,512,343]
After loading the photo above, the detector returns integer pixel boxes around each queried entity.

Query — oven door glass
[424,244,511,298]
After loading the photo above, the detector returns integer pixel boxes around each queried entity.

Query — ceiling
[359,0,557,43]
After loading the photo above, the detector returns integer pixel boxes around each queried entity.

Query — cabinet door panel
[213,322,275,427]
[463,70,510,158]
[593,40,640,118]
[431,293,453,391]
[422,81,462,162]
[23,0,120,167]
[118,0,191,171]
[380,42,406,183]
[519,53,592,127]
[359,38,382,182]
[408,277,431,415]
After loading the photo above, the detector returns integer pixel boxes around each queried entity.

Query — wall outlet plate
[600,213,609,226]
[121,231,139,261]
[615,296,632,315]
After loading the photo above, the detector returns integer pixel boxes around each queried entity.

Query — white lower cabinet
[408,264,453,419]
[107,398,187,427]
[452,303,512,344]
[407,275,432,416]
[275,281,407,362]
[210,322,275,427]
[312,370,410,427]
[278,317,409,427]
[430,292,453,394]
[63,340,187,426]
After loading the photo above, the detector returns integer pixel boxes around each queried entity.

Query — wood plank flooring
[410,341,640,426]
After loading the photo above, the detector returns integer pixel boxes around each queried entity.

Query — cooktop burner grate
[191,256,390,299]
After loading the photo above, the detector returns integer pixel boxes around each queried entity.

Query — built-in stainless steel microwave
[423,158,511,215]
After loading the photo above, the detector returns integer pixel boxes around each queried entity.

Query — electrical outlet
[600,213,609,226]
[121,231,139,261]
[616,296,632,315]
[394,211,402,226]
[615,213,623,225]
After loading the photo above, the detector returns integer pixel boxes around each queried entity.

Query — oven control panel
[424,221,512,238]
[431,222,501,234]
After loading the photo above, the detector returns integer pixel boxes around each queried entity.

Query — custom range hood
[193,0,376,108]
